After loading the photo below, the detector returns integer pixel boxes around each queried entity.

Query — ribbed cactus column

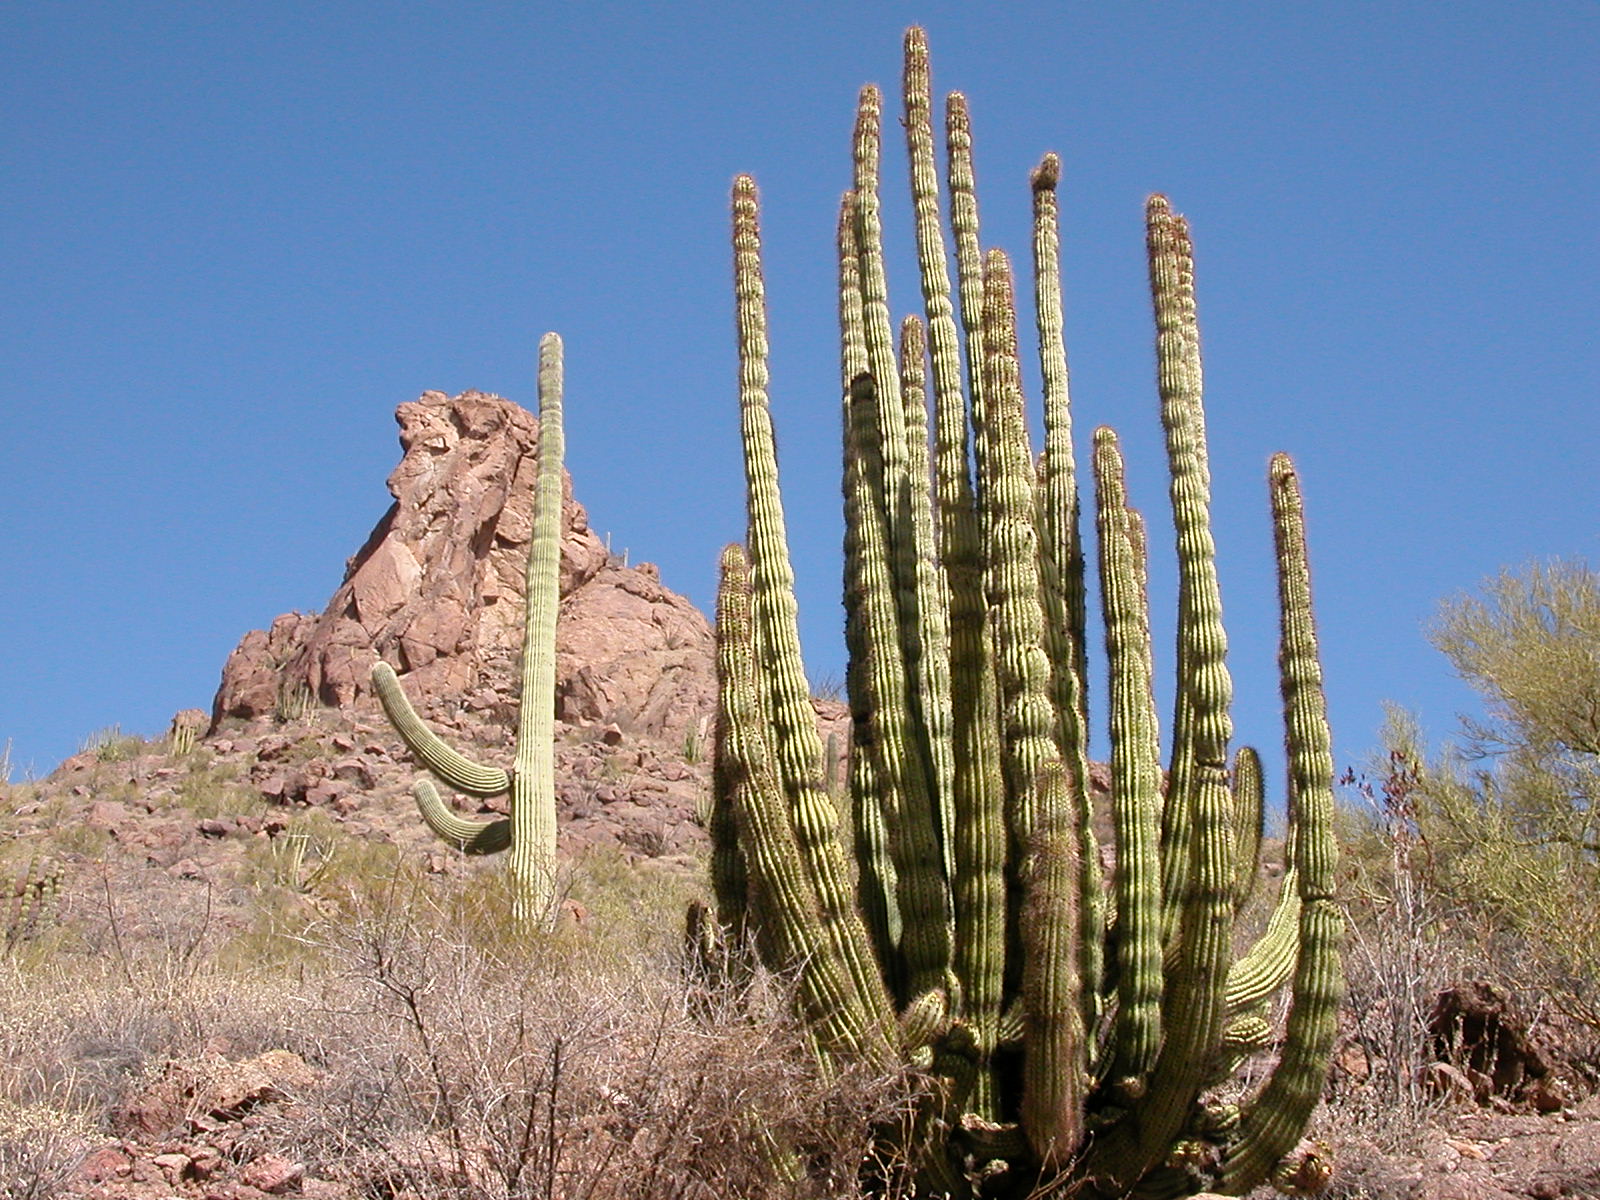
[704,28,1342,1199]
[1217,457,1344,1195]
[732,174,898,1055]
[372,331,566,924]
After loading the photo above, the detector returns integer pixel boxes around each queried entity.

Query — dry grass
[288,893,910,1199]
[0,851,913,1200]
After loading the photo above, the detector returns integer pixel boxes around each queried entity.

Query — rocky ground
[3,390,1597,1199]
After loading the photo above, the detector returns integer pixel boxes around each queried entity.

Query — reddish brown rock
[240,1153,304,1194]
[210,390,713,748]
[86,800,133,832]
[73,1145,132,1184]
[113,1049,316,1140]
[213,613,319,722]
[1428,981,1572,1112]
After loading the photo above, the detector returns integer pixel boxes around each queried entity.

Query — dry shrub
[0,1097,96,1200]
[287,877,913,1199]
[0,949,317,1199]
[0,951,315,1120]
[0,839,912,1199]
[1329,748,1476,1150]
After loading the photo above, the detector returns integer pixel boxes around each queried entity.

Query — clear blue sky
[3,2,1596,788]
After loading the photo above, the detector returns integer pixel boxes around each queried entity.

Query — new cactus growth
[372,332,567,924]
[707,29,1342,1198]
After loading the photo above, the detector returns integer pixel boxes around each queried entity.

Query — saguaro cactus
[707,30,1341,1199]
[372,332,567,924]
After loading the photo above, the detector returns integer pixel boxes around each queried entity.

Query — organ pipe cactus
[708,29,1342,1199]
[3,857,62,946]
[371,332,566,923]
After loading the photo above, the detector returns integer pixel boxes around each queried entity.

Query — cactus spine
[707,29,1342,1199]
[372,332,566,923]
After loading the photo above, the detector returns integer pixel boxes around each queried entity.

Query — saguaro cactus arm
[411,779,512,854]
[372,663,510,796]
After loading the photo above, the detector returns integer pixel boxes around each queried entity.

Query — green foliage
[372,332,568,925]
[1394,560,1600,1031]
[682,715,708,765]
[706,29,1342,1199]
[79,724,144,763]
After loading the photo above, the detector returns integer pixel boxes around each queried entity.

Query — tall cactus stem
[503,330,566,917]
[839,191,902,992]
[1218,457,1343,1193]
[1020,763,1087,1170]
[1031,150,1103,1038]
[734,174,898,1039]
[899,313,959,890]
[977,251,1056,853]
[708,714,751,936]
[844,370,953,998]
[946,92,989,459]
[906,37,1006,1106]
[1147,196,1233,946]
[1092,429,1164,1089]
[715,545,890,1063]
[1230,746,1266,911]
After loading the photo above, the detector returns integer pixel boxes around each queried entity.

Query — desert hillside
[1,389,1596,1200]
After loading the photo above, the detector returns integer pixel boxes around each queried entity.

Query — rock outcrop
[212,390,715,748]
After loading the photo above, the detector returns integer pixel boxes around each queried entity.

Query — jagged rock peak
[213,390,715,744]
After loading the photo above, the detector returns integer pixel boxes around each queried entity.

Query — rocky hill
[5,389,762,942]
[212,389,715,751]
[205,388,722,863]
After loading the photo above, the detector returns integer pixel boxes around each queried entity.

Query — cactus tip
[732,176,761,235]
[982,246,1013,281]
[1031,152,1062,191]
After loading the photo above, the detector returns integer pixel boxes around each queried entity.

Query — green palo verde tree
[371,331,566,924]
[705,30,1342,1199]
